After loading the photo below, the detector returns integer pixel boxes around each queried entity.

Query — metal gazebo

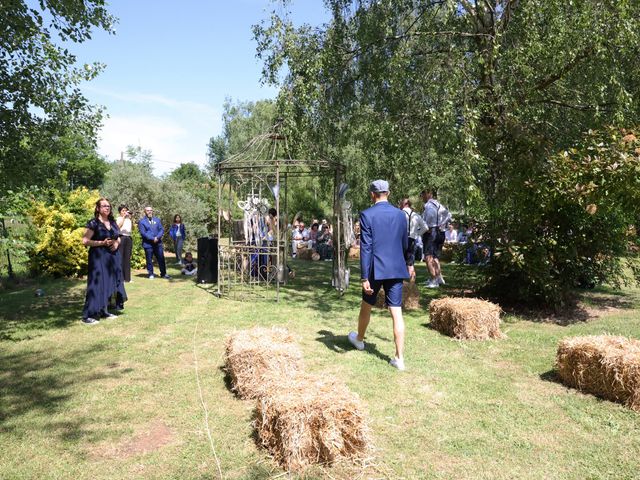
[214,122,353,301]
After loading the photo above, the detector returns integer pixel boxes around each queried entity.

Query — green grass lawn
[1,259,639,479]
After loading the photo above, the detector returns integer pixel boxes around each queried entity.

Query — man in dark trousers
[138,206,170,279]
[348,180,415,371]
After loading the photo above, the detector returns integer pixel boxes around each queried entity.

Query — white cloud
[98,114,210,175]
[88,88,223,176]
[86,86,220,120]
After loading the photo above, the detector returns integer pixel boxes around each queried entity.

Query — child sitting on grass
[181,252,197,276]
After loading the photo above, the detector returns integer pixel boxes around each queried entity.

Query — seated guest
[309,223,320,248]
[457,223,470,244]
[181,251,198,276]
[445,223,459,244]
[317,224,334,261]
[353,220,361,246]
[291,221,309,257]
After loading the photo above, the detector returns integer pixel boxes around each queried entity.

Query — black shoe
[82,317,100,325]
[102,312,117,319]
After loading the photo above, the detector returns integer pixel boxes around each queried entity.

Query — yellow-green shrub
[30,188,100,277]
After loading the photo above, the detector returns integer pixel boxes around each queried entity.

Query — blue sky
[72,1,328,175]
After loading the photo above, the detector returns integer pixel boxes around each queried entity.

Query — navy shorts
[363,278,404,307]
[423,229,445,259]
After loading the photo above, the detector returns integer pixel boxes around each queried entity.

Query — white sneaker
[348,331,365,351]
[390,357,405,371]
[437,276,445,285]
[425,279,439,288]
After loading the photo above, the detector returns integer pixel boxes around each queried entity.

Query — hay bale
[224,327,303,399]
[297,247,314,261]
[556,335,640,411]
[348,246,360,259]
[311,252,321,261]
[429,297,504,340]
[374,281,420,310]
[255,373,372,471]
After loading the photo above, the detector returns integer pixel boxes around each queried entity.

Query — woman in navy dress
[81,198,127,324]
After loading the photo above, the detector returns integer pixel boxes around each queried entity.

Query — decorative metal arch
[214,121,351,301]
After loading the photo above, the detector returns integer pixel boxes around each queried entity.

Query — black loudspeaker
[197,237,218,284]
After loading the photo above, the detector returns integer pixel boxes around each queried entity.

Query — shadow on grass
[539,369,562,385]
[315,329,391,364]
[0,343,125,444]
[0,278,86,341]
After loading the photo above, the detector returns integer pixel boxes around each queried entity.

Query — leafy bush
[486,127,640,307]
[0,190,36,279]
[29,187,99,277]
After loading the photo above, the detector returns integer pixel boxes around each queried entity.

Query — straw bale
[348,246,360,259]
[224,327,303,399]
[255,373,372,471]
[556,335,640,411]
[297,247,314,261]
[429,297,504,340]
[374,281,420,310]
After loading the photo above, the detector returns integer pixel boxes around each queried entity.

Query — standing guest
[445,223,459,244]
[81,198,127,324]
[138,206,170,279]
[420,189,451,288]
[265,207,278,243]
[348,180,414,371]
[399,198,428,267]
[169,214,186,265]
[116,205,133,283]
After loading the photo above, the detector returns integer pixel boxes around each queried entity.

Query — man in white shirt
[399,198,427,266]
[420,189,451,288]
[291,221,310,257]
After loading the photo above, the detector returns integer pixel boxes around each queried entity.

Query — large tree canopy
[0,0,114,191]
[254,0,640,305]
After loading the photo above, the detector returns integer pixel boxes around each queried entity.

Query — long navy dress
[82,218,128,319]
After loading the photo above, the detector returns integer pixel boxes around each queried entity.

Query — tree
[167,163,208,184]
[254,0,640,306]
[0,0,114,191]
[102,152,213,253]
[207,98,277,174]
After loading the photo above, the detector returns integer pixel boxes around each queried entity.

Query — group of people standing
[399,189,451,289]
[80,198,191,324]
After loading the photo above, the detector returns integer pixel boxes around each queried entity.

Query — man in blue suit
[348,180,415,371]
[138,206,170,279]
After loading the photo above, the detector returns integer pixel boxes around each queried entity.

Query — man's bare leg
[426,256,436,278]
[430,257,441,278]
[357,300,372,341]
[388,306,405,360]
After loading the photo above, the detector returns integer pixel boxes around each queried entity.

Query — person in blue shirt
[138,206,170,279]
[347,180,415,371]
[169,214,186,265]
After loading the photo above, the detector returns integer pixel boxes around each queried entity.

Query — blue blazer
[169,223,186,241]
[138,216,165,249]
[359,201,410,281]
